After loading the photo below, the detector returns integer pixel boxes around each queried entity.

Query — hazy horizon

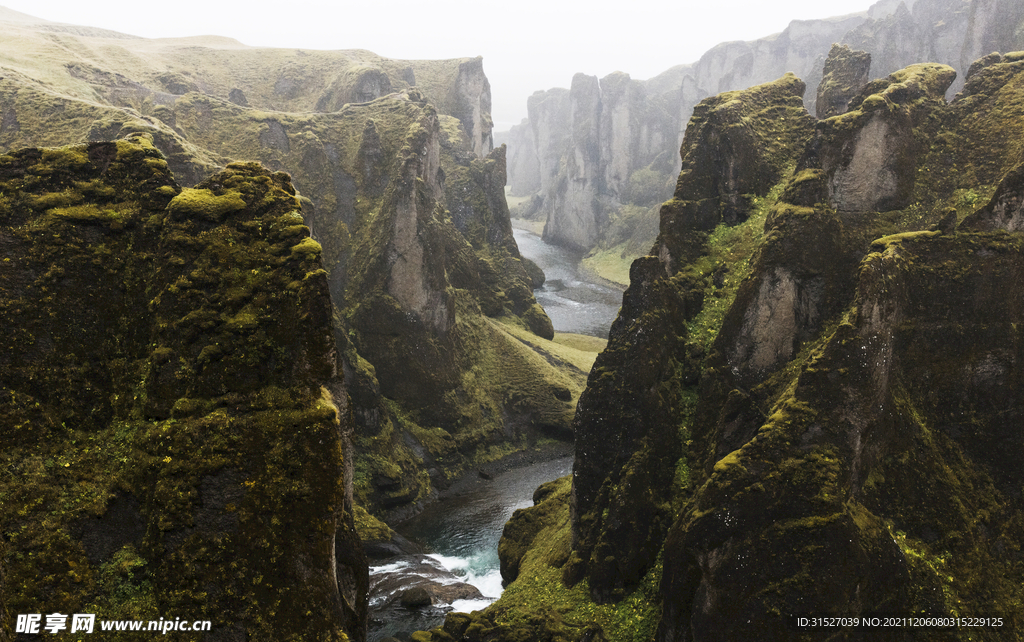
[1,0,881,130]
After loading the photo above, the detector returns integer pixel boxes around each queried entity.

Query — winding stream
[512,224,624,339]
[369,457,574,640]
[367,224,622,641]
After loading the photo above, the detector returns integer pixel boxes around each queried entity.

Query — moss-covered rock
[808,63,957,214]
[0,16,573,524]
[657,57,1024,640]
[416,473,662,642]
[659,231,1024,640]
[656,72,815,270]
[0,137,366,640]
[449,56,1024,642]
[961,161,1024,231]
[499,477,573,585]
[648,56,1024,641]
[815,44,872,119]
[289,95,574,516]
[554,75,817,605]
[562,256,689,603]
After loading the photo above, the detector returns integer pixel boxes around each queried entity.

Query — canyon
[505,0,1024,288]
[2,0,1024,641]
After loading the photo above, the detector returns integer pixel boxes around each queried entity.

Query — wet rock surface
[370,555,484,610]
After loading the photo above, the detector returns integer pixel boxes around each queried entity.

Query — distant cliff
[416,51,1024,642]
[505,0,1024,272]
[507,72,677,257]
[0,136,366,640]
[0,10,493,172]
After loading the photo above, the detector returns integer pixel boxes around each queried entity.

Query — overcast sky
[3,0,880,130]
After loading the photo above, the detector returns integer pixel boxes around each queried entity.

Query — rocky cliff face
[506,72,676,253]
[0,136,366,640]
[506,0,1024,266]
[564,74,817,605]
[651,56,1024,640]
[417,52,1024,642]
[962,0,1024,71]
[302,94,579,515]
[0,15,578,524]
[505,118,540,197]
[503,5,874,256]
[816,44,873,118]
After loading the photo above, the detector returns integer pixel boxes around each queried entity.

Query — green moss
[289,235,322,258]
[438,114,469,149]
[684,180,779,352]
[860,93,889,112]
[0,45,566,525]
[27,190,85,211]
[0,141,360,640]
[424,476,662,642]
[870,229,941,249]
[38,147,91,170]
[405,423,454,454]
[167,187,246,222]
[46,203,121,223]
[711,450,746,475]
[352,504,394,543]
[81,545,158,629]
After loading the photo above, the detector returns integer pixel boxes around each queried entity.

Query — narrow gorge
[2,0,1024,641]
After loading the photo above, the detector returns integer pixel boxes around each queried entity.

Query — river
[511,223,624,339]
[369,457,574,640]
[367,224,622,641]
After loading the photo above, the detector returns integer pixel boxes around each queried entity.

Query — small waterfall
[367,457,572,641]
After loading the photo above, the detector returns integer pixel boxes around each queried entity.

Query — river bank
[367,438,575,536]
[510,217,634,292]
[511,220,624,339]
[365,220,623,641]
[367,452,575,641]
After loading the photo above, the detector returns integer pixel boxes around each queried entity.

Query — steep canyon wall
[0,136,367,640]
[0,12,587,640]
[507,0,1024,261]
[0,13,582,528]
[420,50,1024,642]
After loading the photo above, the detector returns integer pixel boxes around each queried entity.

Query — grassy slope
[0,12,587,538]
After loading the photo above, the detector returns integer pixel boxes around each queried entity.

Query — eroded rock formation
[0,13,580,526]
[0,135,367,640]
[816,44,873,118]
[507,72,676,253]
[418,52,1024,642]
[505,0,1024,268]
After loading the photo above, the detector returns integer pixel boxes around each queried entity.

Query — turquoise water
[368,457,573,641]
